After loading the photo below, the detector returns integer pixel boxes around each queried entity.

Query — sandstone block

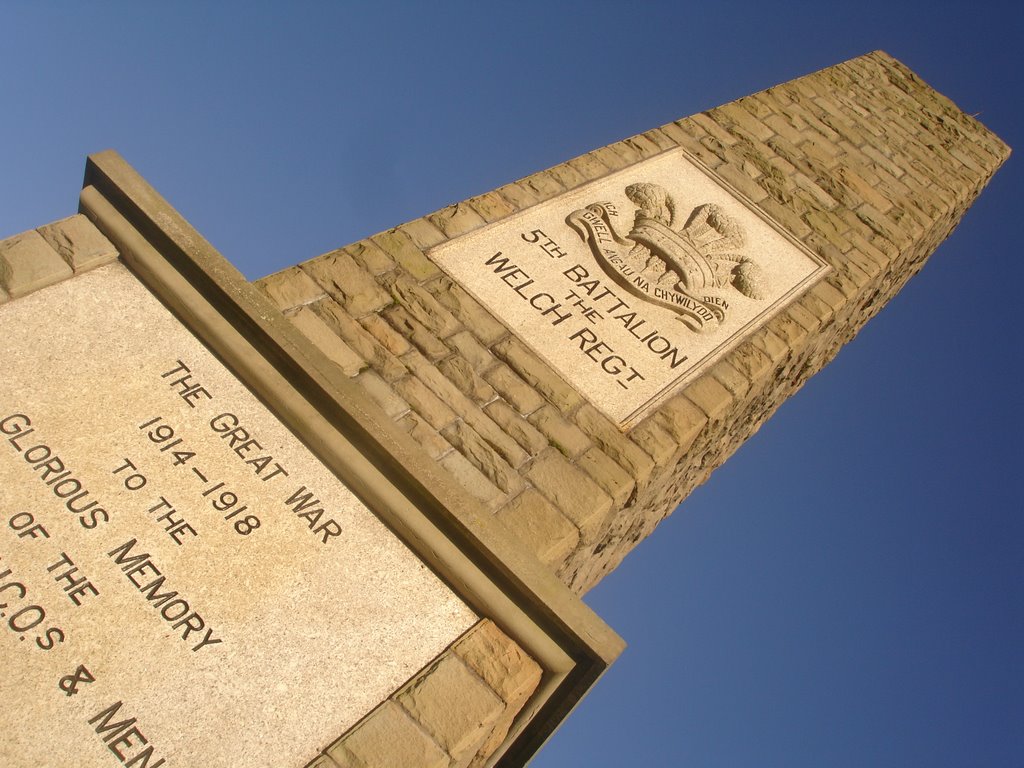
[786,303,824,337]
[653,396,708,452]
[628,419,679,469]
[481,364,545,416]
[382,305,451,361]
[526,450,612,544]
[425,277,508,346]
[660,120,726,169]
[520,170,563,198]
[713,102,776,143]
[496,181,541,210]
[359,312,413,357]
[0,229,73,298]
[345,240,394,276]
[689,112,741,147]
[547,161,587,190]
[396,412,453,460]
[428,203,487,239]
[746,327,791,367]
[496,488,579,568]
[288,305,366,377]
[573,405,655,488]
[256,266,326,310]
[313,299,408,382]
[354,370,409,419]
[381,273,461,339]
[393,376,458,431]
[397,656,504,761]
[708,359,753,400]
[36,214,117,272]
[439,450,505,510]
[591,145,629,172]
[682,374,735,422]
[327,701,450,768]
[527,405,591,459]
[642,128,678,151]
[709,160,769,204]
[301,251,392,317]
[492,337,582,414]
[445,330,496,372]
[467,191,515,223]
[453,620,542,708]
[372,228,440,281]
[766,309,812,350]
[441,421,525,495]
[483,401,549,456]
[437,355,496,402]
[398,218,447,250]
[726,340,774,389]
[566,151,609,181]
[576,447,635,509]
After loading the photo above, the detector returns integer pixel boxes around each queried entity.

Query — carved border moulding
[431,149,830,429]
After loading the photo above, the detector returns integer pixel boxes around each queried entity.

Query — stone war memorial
[0,52,1009,767]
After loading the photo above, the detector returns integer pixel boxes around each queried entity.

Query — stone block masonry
[309,620,541,768]
[0,214,119,299]
[256,50,1008,598]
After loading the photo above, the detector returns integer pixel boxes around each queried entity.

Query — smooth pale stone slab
[0,263,476,768]
[431,149,829,428]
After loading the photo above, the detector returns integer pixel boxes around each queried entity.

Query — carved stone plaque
[0,264,476,767]
[431,150,829,428]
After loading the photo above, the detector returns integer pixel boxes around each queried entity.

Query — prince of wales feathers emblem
[566,183,766,332]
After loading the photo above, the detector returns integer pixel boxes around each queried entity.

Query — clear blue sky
[1,3,1020,766]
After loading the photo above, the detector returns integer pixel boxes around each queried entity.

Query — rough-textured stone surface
[425,276,509,346]
[440,449,505,510]
[396,656,504,761]
[256,265,326,310]
[484,400,549,455]
[312,620,542,768]
[288,305,366,377]
[397,412,453,460]
[441,420,525,495]
[257,52,1009,608]
[482,363,545,416]
[428,202,487,239]
[0,229,73,297]
[346,239,395,276]
[373,228,441,281]
[496,488,579,567]
[454,621,544,768]
[577,447,636,509]
[36,214,117,272]
[527,405,592,459]
[326,702,450,768]
[399,218,447,250]
[301,250,392,317]
[526,450,612,543]
[454,622,542,709]
[314,298,408,381]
